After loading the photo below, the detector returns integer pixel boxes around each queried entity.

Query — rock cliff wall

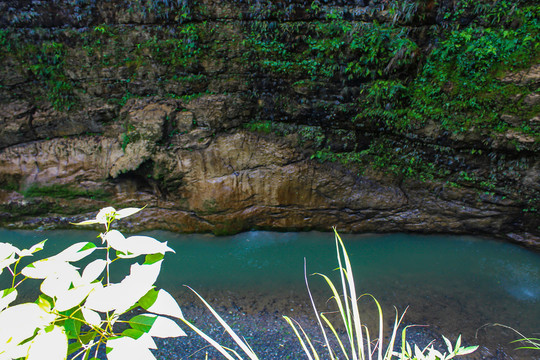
[0,0,538,246]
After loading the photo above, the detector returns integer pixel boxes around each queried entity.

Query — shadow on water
[1,229,539,359]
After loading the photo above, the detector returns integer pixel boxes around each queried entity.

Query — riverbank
[151,289,536,360]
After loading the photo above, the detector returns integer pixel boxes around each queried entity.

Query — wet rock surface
[0,116,537,247]
[0,1,538,246]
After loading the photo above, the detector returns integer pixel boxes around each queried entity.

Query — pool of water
[1,229,539,358]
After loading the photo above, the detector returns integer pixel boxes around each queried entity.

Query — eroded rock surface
[0,101,536,247]
[0,0,538,247]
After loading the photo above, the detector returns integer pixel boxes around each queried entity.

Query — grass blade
[320,313,350,360]
[180,318,240,360]
[335,228,364,360]
[283,316,319,360]
[185,286,259,360]
[303,260,336,360]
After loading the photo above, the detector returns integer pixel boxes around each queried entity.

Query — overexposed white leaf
[0,303,56,349]
[456,345,479,355]
[414,344,423,360]
[74,206,144,226]
[126,261,163,289]
[121,235,174,257]
[406,341,412,356]
[430,349,445,359]
[83,283,124,313]
[81,307,102,327]
[147,315,186,338]
[455,334,462,350]
[0,242,19,274]
[17,240,47,257]
[2,340,31,360]
[55,282,101,312]
[82,259,107,283]
[22,258,77,279]
[39,267,81,297]
[27,326,68,360]
[106,336,157,360]
[115,207,143,219]
[0,242,19,260]
[95,207,117,224]
[147,290,183,319]
[85,261,162,314]
[0,288,17,312]
[71,218,99,226]
[126,332,158,350]
[102,230,125,251]
[52,242,96,262]
[103,231,173,257]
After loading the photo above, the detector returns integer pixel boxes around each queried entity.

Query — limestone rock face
[0,117,532,246]
[0,1,538,248]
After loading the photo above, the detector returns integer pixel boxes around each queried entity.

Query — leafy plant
[284,229,478,360]
[0,207,185,359]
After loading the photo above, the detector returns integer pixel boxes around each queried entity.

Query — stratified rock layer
[0,0,538,247]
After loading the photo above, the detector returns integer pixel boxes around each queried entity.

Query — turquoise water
[1,229,539,356]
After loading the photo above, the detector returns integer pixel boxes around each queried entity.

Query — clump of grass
[187,228,477,360]
[283,228,478,360]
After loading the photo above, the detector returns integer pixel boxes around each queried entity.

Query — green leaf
[456,345,479,355]
[18,240,47,256]
[1,287,15,297]
[138,288,159,310]
[80,242,96,252]
[0,287,17,311]
[128,314,157,333]
[36,294,53,312]
[67,341,82,355]
[144,253,164,265]
[79,331,98,346]
[122,328,145,340]
[64,317,83,339]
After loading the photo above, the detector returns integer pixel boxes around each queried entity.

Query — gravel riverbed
[146,290,532,360]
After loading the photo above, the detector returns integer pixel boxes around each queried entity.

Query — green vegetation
[0,30,76,111]
[242,15,418,82]
[201,198,218,215]
[22,184,110,201]
[143,24,201,70]
[236,1,539,208]
[408,4,540,133]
